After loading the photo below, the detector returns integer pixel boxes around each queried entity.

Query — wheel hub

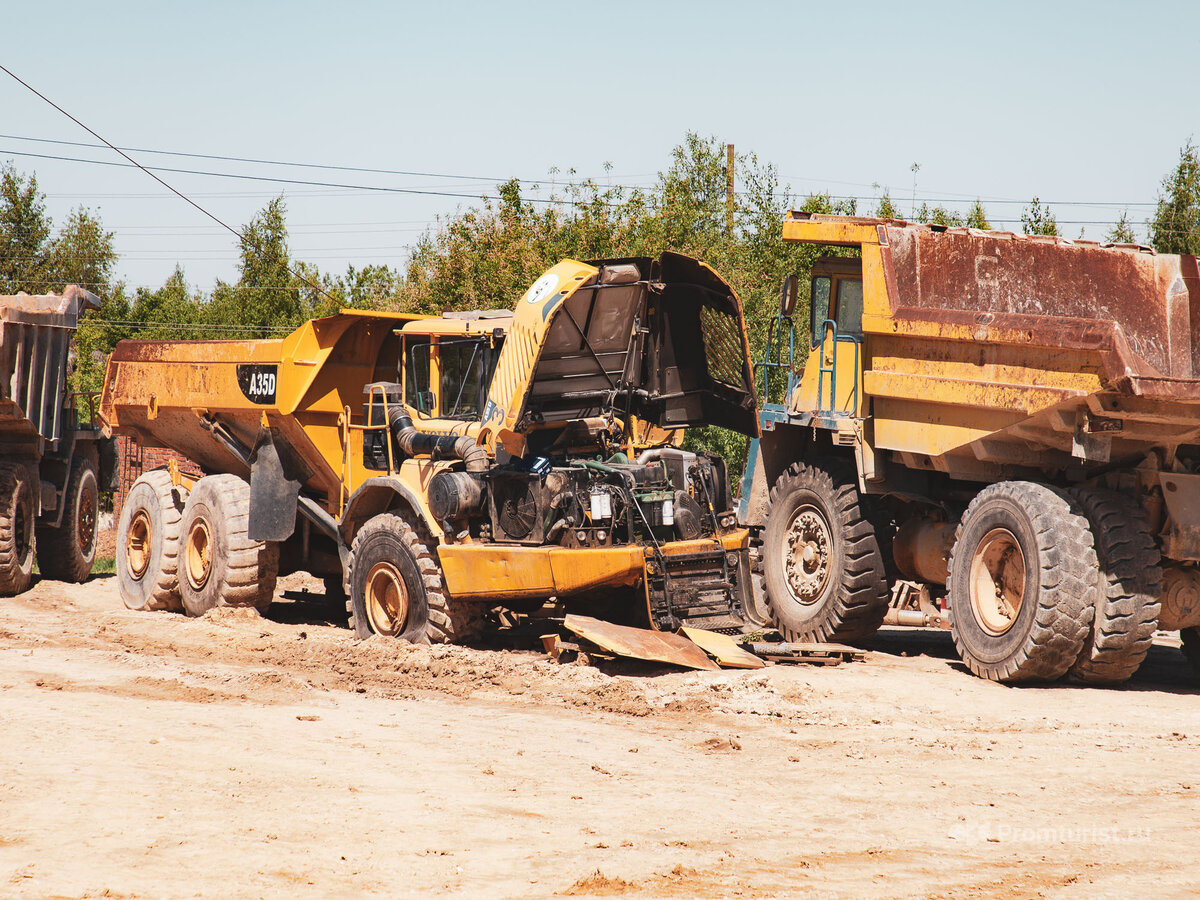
[127,510,153,579]
[784,506,832,604]
[365,561,409,636]
[968,528,1026,636]
[184,518,213,590]
[78,482,97,554]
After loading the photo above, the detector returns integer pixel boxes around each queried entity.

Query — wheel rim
[184,518,213,590]
[783,503,832,605]
[968,528,1026,636]
[78,481,97,554]
[127,510,153,579]
[365,561,409,636]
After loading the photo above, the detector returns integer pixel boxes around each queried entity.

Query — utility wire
[0,132,514,183]
[3,140,1160,212]
[0,64,340,306]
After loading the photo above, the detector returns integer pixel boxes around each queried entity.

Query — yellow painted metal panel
[871,396,1025,457]
[439,543,643,600]
[863,370,1084,415]
[782,219,880,247]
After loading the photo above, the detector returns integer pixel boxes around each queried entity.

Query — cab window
[811,275,863,345]
[438,336,505,420]
[836,279,864,333]
[440,339,484,419]
[810,276,831,347]
[403,336,432,413]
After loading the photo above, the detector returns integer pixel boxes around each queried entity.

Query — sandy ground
[2,560,1199,899]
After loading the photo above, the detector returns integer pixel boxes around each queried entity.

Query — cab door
[809,266,863,417]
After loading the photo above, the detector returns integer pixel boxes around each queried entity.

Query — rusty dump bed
[0,286,99,452]
[787,214,1200,478]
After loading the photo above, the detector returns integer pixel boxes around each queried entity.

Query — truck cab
[792,256,864,419]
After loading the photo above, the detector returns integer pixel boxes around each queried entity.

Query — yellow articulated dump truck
[740,212,1200,684]
[100,252,763,642]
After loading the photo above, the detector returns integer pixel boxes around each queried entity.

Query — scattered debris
[743,642,865,665]
[563,615,719,671]
[679,626,766,669]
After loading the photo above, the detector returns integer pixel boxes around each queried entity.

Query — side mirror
[779,274,798,317]
[418,390,435,413]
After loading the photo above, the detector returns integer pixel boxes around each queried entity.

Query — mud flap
[248,426,303,542]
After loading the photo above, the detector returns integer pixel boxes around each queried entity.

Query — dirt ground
[2,561,1199,899]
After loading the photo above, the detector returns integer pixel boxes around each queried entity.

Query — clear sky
[2,0,1197,291]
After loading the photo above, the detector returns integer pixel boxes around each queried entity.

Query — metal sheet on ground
[563,615,720,671]
[679,626,766,669]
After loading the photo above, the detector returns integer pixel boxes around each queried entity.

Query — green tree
[1021,197,1059,236]
[0,166,118,296]
[207,197,302,335]
[1105,209,1138,244]
[0,165,54,293]
[49,207,118,294]
[874,189,902,219]
[965,199,991,230]
[1150,140,1200,254]
[71,284,133,398]
[914,202,964,227]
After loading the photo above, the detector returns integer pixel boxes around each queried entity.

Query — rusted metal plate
[743,642,865,665]
[563,615,720,671]
[679,626,766,669]
[882,224,1199,380]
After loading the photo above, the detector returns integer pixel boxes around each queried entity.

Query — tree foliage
[0,164,117,296]
[1105,210,1138,244]
[965,199,991,230]
[1150,140,1200,254]
[1021,197,1059,236]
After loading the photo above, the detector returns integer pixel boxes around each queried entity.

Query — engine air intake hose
[387,408,489,473]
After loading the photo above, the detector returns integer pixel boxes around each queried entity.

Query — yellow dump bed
[99,310,427,510]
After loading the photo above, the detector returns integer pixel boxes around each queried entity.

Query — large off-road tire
[348,513,483,644]
[0,464,35,597]
[36,458,99,583]
[762,459,889,643]
[117,470,188,611]
[1182,628,1200,680]
[1067,487,1162,685]
[948,482,1095,683]
[177,475,278,617]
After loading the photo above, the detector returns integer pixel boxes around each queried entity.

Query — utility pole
[726,143,735,237]
[910,162,920,220]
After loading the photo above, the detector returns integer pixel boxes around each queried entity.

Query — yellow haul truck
[740,213,1200,684]
[101,253,762,641]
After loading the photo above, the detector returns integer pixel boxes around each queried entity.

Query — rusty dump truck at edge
[0,286,115,595]
[742,213,1200,684]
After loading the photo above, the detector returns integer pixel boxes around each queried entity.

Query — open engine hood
[482,252,760,439]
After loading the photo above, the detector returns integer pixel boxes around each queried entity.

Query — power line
[0,131,658,189]
[0,64,340,307]
[5,138,1161,213]
[85,317,294,333]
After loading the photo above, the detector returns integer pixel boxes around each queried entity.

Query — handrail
[338,384,397,516]
[816,320,861,416]
[754,312,796,405]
